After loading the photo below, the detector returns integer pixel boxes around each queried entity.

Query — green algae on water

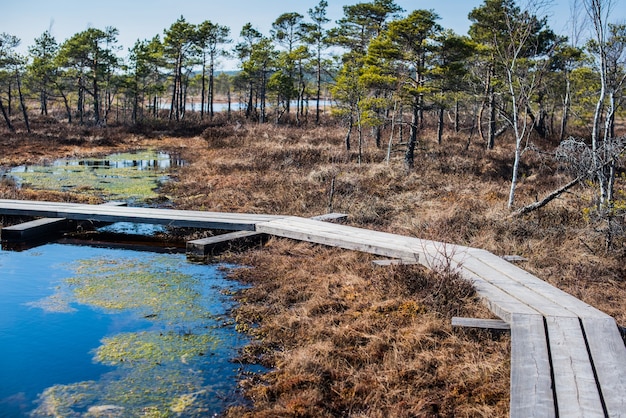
[66,256,210,324]
[8,149,175,203]
[95,331,218,367]
[28,253,243,417]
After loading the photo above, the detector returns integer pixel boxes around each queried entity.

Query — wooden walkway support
[0,199,624,417]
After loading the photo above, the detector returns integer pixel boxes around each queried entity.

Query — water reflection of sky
[0,244,255,417]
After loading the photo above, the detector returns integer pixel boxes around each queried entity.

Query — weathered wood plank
[310,213,348,222]
[372,259,420,266]
[467,249,610,319]
[186,230,268,258]
[256,217,422,261]
[256,216,473,266]
[451,317,510,330]
[510,314,556,418]
[1,201,127,241]
[186,213,349,259]
[455,253,577,318]
[459,268,541,323]
[581,316,626,417]
[0,199,285,230]
[545,316,605,417]
[502,255,528,262]
[2,217,69,240]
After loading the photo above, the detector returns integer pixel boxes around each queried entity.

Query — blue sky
[1,0,621,69]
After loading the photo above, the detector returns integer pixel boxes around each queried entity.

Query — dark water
[0,243,254,417]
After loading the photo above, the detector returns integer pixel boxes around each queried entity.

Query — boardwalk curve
[1,199,624,417]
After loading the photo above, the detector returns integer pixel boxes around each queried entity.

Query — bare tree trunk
[487,85,496,149]
[345,114,353,151]
[513,176,583,216]
[454,98,460,133]
[0,99,14,131]
[78,85,84,125]
[315,49,322,125]
[386,100,397,165]
[560,77,571,140]
[437,106,444,145]
[200,54,206,119]
[16,71,30,133]
[357,109,363,165]
[209,61,215,119]
[584,0,611,205]
[59,88,72,124]
[405,102,419,170]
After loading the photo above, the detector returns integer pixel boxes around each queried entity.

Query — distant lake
[164,99,334,113]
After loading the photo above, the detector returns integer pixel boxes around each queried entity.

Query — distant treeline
[0,1,624,157]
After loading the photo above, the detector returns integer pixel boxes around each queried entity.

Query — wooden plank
[187,213,349,259]
[256,217,422,261]
[372,259,419,266]
[451,317,510,330]
[310,213,348,222]
[502,255,528,262]
[1,201,126,241]
[0,199,285,230]
[459,268,541,323]
[256,216,470,265]
[186,231,268,258]
[545,316,605,417]
[466,249,610,319]
[455,253,578,318]
[510,314,556,418]
[581,316,626,417]
[2,217,69,240]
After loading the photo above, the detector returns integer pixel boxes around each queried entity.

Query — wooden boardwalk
[1,199,624,417]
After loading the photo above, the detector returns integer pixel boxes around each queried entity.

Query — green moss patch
[8,150,174,203]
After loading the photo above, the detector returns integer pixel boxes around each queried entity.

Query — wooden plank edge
[580,316,626,417]
[509,314,556,418]
[186,231,269,259]
[451,317,510,331]
[2,218,70,240]
[545,315,605,417]
[310,213,348,222]
[372,259,420,266]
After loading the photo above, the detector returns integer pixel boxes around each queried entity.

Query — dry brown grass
[223,240,509,417]
[1,117,625,416]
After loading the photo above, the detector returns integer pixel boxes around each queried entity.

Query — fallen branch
[512,138,626,217]
[512,176,583,217]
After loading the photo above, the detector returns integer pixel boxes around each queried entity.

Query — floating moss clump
[66,257,208,324]
[95,331,218,367]
[25,287,76,313]
[31,381,99,417]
